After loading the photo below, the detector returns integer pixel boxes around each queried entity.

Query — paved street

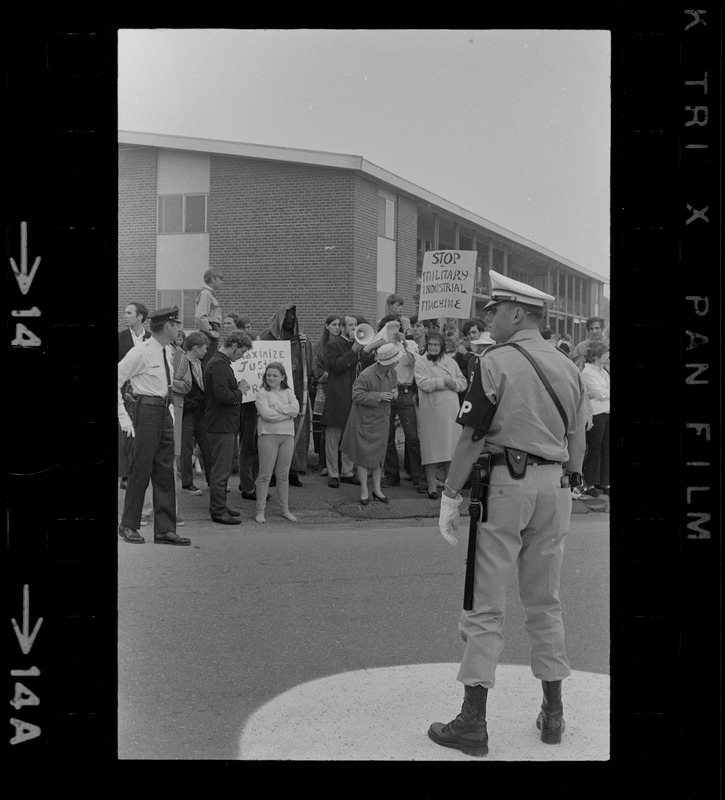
[118,469,609,760]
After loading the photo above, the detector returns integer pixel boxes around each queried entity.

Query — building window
[158,194,208,233]
[378,196,396,239]
[157,289,198,328]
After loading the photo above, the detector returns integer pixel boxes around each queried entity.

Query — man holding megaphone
[354,317,403,352]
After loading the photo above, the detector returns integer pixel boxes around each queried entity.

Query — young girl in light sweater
[254,362,300,523]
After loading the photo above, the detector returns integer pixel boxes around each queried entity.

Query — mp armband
[456,377,496,441]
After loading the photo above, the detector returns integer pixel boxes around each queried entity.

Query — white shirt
[187,355,205,391]
[582,362,610,415]
[130,328,146,348]
[118,337,173,403]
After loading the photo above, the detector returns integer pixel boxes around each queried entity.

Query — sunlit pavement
[237,663,609,761]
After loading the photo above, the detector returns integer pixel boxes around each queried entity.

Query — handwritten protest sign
[231,340,294,403]
[417,250,477,321]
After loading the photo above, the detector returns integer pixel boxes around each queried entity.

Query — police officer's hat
[483,270,555,310]
[149,305,181,323]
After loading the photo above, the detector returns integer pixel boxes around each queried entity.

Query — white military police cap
[483,270,555,310]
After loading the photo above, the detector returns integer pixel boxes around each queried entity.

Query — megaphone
[354,321,399,352]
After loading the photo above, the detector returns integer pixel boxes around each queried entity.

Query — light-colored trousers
[457,463,573,689]
[256,433,295,513]
[323,425,355,478]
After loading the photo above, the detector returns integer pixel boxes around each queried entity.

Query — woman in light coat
[414,331,468,498]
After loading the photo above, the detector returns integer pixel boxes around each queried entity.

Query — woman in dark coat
[311,314,342,474]
[341,343,402,504]
[319,315,363,485]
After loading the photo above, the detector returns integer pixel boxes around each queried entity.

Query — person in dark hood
[260,304,314,486]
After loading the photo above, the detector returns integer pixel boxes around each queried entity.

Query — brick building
[119,130,608,340]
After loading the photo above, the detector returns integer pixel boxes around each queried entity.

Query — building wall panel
[209,157,358,337]
[118,147,157,325]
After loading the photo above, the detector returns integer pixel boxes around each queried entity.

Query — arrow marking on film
[9,222,41,296]
[11,584,43,655]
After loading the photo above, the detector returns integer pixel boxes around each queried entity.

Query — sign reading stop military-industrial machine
[417,250,477,321]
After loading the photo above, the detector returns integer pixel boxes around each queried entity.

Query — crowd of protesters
[118,273,609,545]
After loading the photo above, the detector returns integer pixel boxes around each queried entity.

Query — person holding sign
[254,362,300,523]
[414,331,468,498]
[261,304,313,486]
[234,314,263,500]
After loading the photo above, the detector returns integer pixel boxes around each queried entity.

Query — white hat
[483,270,555,310]
[469,331,496,345]
[376,342,403,365]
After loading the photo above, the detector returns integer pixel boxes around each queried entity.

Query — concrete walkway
[156,454,610,528]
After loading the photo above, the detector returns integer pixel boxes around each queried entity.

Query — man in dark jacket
[204,330,252,524]
[260,304,314,486]
[320,314,364,488]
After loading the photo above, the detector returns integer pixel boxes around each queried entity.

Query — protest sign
[417,250,477,321]
[231,340,294,403]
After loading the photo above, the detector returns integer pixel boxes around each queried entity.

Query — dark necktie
[162,347,172,398]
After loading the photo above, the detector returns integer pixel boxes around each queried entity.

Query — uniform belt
[137,395,172,407]
[491,453,561,467]
[397,384,414,393]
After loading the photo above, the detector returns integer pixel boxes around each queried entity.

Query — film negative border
[610,5,720,784]
[4,29,119,760]
[2,11,720,785]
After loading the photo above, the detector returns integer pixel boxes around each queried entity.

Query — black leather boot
[536,679,565,744]
[428,684,489,756]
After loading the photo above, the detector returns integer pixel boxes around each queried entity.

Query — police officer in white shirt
[118,306,191,546]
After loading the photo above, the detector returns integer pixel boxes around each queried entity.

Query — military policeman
[118,306,191,546]
[428,270,587,757]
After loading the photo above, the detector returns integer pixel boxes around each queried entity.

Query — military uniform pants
[457,463,572,689]
[120,404,176,534]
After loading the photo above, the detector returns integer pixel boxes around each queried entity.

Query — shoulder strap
[505,341,569,433]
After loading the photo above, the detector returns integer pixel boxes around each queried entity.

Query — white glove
[438,492,463,546]
[119,410,135,438]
